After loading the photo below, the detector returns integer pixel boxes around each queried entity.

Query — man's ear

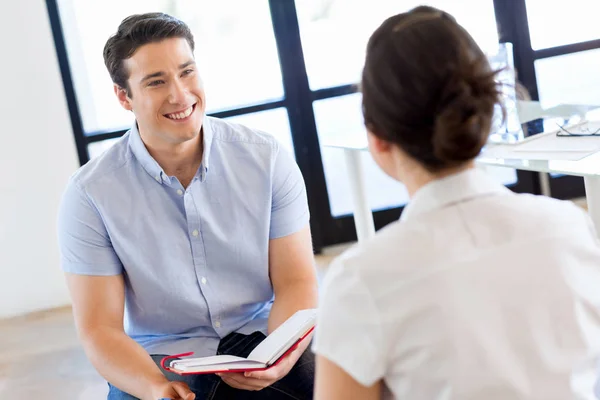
[114,84,133,111]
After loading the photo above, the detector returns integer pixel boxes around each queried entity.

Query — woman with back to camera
[312,6,600,400]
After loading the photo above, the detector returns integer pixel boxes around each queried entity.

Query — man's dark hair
[361,6,502,172]
[103,13,195,96]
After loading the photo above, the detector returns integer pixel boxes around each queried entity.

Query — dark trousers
[107,332,314,400]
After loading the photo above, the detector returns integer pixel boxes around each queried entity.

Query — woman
[313,6,600,400]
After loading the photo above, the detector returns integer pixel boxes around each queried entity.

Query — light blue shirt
[57,116,309,356]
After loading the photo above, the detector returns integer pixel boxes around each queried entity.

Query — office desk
[323,107,600,242]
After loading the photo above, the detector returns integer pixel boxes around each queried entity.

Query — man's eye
[148,80,164,87]
[182,69,194,76]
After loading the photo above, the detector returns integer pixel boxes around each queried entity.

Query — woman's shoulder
[500,192,590,228]
[326,220,436,287]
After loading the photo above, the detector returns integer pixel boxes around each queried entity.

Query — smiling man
[57,13,318,400]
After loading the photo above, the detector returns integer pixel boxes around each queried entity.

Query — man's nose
[168,78,188,104]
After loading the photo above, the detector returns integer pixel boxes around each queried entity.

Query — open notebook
[161,309,317,375]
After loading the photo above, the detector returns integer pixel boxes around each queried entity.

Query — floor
[0,247,345,399]
[0,306,108,398]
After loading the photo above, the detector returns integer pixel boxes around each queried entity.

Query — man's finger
[172,381,196,399]
[223,375,266,390]
[245,354,294,381]
[218,373,269,391]
[221,376,260,391]
[245,366,282,381]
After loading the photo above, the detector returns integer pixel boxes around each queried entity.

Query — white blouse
[314,169,600,400]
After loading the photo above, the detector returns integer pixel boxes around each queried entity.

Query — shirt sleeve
[57,178,123,275]
[312,256,386,386]
[269,144,310,239]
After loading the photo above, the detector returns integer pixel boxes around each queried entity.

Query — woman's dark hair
[103,13,195,96]
[361,6,502,172]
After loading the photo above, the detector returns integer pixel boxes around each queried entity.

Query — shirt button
[192,229,199,237]
[201,277,207,284]
[176,189,184,196]
[215,321,221,328]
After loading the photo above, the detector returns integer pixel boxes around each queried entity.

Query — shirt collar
[201,116,214,176]
[128,117,215,185]
[400,168,511,222]
[128,123,168,184]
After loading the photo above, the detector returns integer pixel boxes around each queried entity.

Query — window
[49,0,540,247]
[313,94,409,216]
[525,0,600,50]
[57,0,284,134]
[88,138,121,159]
[224,109,295,158]
[296,0,499,90]
[298,0,511,215]
[535,49,600,108]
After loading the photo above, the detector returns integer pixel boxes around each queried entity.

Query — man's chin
[161,124,202,140]
[175,130,200,142]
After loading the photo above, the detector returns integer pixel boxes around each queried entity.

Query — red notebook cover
[161,326,315,376]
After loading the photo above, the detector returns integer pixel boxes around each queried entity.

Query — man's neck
[141,129,204,187]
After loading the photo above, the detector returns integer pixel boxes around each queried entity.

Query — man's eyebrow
[179,60,196,69]
[140,71,164,83]
[139,61,196,83]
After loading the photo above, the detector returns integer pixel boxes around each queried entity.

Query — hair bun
[432,71,497,164]
[361,6,502,172]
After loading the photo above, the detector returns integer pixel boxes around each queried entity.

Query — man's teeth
[167,106,193,120]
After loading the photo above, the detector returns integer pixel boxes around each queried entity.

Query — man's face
[115,37,206,146]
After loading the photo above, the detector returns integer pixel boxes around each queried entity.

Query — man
[58,12,318,400]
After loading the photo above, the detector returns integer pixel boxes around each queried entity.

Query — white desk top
[321,101,600,177]
[477,149,600,177]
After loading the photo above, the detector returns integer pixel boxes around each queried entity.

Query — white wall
[0,0,80,319]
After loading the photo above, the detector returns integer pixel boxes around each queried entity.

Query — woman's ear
[367,130,400,180]
[367,131,393,155]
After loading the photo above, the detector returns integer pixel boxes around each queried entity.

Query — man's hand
[150,381,195,400]
[217,332,312,391]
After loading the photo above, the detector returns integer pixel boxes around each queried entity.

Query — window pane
[525,0,600,50]
[224,108,295,158]
[57,0,283,134]
[88,138,121,159]
[315,94,517,217]
[535,49,600,108]
[313,94,408,217]
[296,0,499,90]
